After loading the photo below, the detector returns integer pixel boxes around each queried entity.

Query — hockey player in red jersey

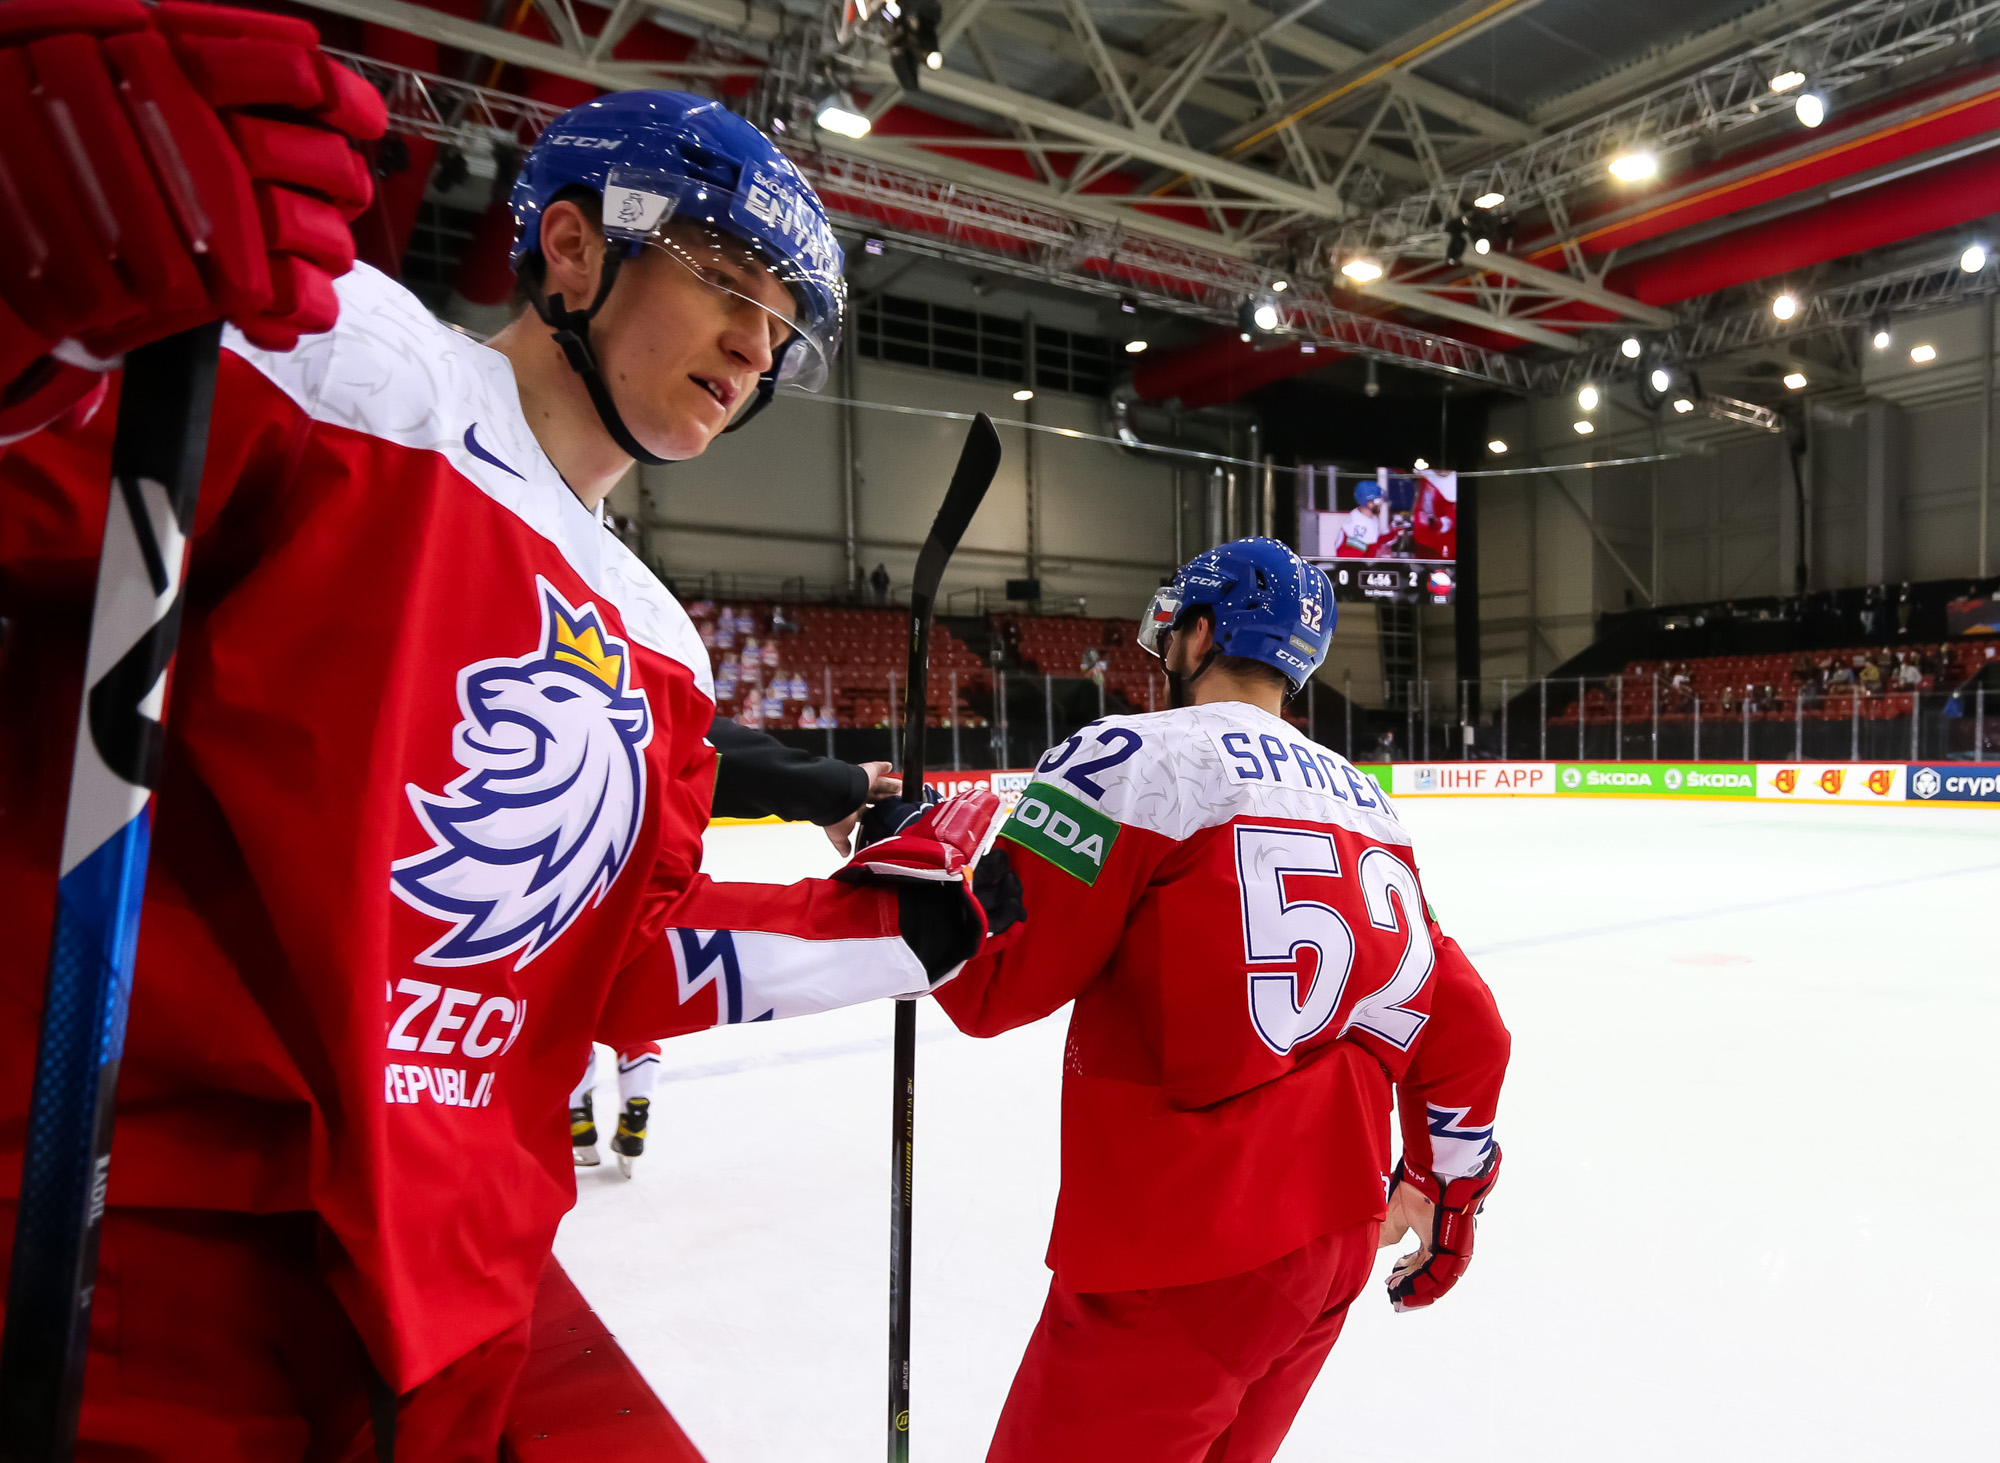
[1412,468,1459,562]
[942,538,1510,1463]
[1,31,997,1458]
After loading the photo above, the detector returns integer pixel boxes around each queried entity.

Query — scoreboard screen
[1297,466,1457,605]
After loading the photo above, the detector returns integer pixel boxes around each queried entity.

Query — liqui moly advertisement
[1755,764,1907,801]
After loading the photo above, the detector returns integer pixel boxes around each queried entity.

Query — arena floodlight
[815,91,872,138]
[1783,371,1808,390]
[1609,151,1658,183]
[1253,301,1281,331]
[1473,191,1505,209]
[1672,397,1695,413]
[1573,420,1595,435]
[1910,344,1937,363]
[1012,388,1035,401]
[1271,278,1289,292]
[1961,243,1988,273]
[1770,69,1806,92]
[1620,336,1642,359]
[1650,367,1672,392]
[1487,439,1507,454]
[1413,457,1429,470]
[1872,328,1893,349]
[1340,256,1384,283]
[1474,237,1491,255]
[1772,292,1799,320]
[1795,92,1826,128]
[1578,384,1600,411]
[1124,339,1148,354]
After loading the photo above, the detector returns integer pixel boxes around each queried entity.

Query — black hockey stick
[0,324,223,1463]
[888,412,1001,1462]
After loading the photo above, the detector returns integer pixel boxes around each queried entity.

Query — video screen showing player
[1303,467,1458,606]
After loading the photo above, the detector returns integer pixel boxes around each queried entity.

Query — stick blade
[912,414,1001,597]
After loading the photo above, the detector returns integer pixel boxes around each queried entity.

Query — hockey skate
[611,1097,649,1179]
[571,1095,600,1167]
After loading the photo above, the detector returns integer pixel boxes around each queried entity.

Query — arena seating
[999,614,1165,711]
[686,601,988,730]
[1548,640,1998,725]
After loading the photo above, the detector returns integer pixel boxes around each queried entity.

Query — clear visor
[597,166,844,391]
[1136,587,1184,660]
[642,224,840,391]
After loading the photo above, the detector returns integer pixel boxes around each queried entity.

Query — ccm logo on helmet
[548,133,622,149]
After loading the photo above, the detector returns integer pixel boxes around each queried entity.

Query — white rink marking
[556,802,1999,1462]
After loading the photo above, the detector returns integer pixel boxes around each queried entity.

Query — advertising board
[1554,763,1756,797]
[1754,763,1906,801]
[1391,762,1557,797]
[1904,764,2000,803]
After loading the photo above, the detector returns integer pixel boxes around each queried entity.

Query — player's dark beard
[1166,646,1221,708]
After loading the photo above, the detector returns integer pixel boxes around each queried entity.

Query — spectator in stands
[1720,684,1736,714]
[1892,655,1922,691]
[1373,728,1398,762]
[1859,658,1883,696]
[771,604,797,636]
[870,563,891,605]
[1080,646,1106,690]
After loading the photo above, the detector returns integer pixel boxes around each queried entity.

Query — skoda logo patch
[1664,767,1684,790]
[1561,767,1581,789]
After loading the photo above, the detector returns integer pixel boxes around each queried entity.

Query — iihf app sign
[1390,762,1556,796]
[1906,764,2000,803]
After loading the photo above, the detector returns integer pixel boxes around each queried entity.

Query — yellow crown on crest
[553,615,623,689]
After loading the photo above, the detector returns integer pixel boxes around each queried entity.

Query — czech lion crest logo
[393,579,653,968]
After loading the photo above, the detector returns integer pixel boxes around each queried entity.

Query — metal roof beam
[1470,251,1678,327]
[1350,0,2000,255]
[1342,276,1584,351]
[302,0,762,78]
[1193,0,1551,164]
[947,4,1430,183]
[1156,0,1539,144]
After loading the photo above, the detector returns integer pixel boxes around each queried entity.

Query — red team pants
[987,1221,1378,1463]
[0,1205,529,1462]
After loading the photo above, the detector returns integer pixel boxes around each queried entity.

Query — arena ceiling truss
[319,0,2000,397]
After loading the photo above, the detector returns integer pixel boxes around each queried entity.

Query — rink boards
[710,761,2000,826]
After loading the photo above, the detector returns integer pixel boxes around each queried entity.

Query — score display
[1296,466,1457,605]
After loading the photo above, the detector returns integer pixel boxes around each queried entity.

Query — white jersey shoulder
[1025,703,1406,846]
[222,265,710,700]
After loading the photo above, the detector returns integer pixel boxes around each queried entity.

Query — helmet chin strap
[522,248,671,467]
[523,244,790,460]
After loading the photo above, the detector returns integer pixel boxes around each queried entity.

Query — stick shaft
[0,326,222,1463]
[886,415,1000,1462]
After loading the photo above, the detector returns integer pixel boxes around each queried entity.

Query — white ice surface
[555,800,2000,1462]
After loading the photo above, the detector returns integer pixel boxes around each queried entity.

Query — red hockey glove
[1384,1146,1501,1313]
[0,0,387,438]
[841,788,1003,984]
[840,787,1002,884]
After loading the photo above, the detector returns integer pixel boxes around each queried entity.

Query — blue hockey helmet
[1353,479,1384,506]
[1137,538,1334,694]
[510,92,845,454]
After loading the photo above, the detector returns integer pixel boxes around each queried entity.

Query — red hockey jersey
[0,266,929,1389]
[935,703,1508,1292]
[1412,469,1458,562]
